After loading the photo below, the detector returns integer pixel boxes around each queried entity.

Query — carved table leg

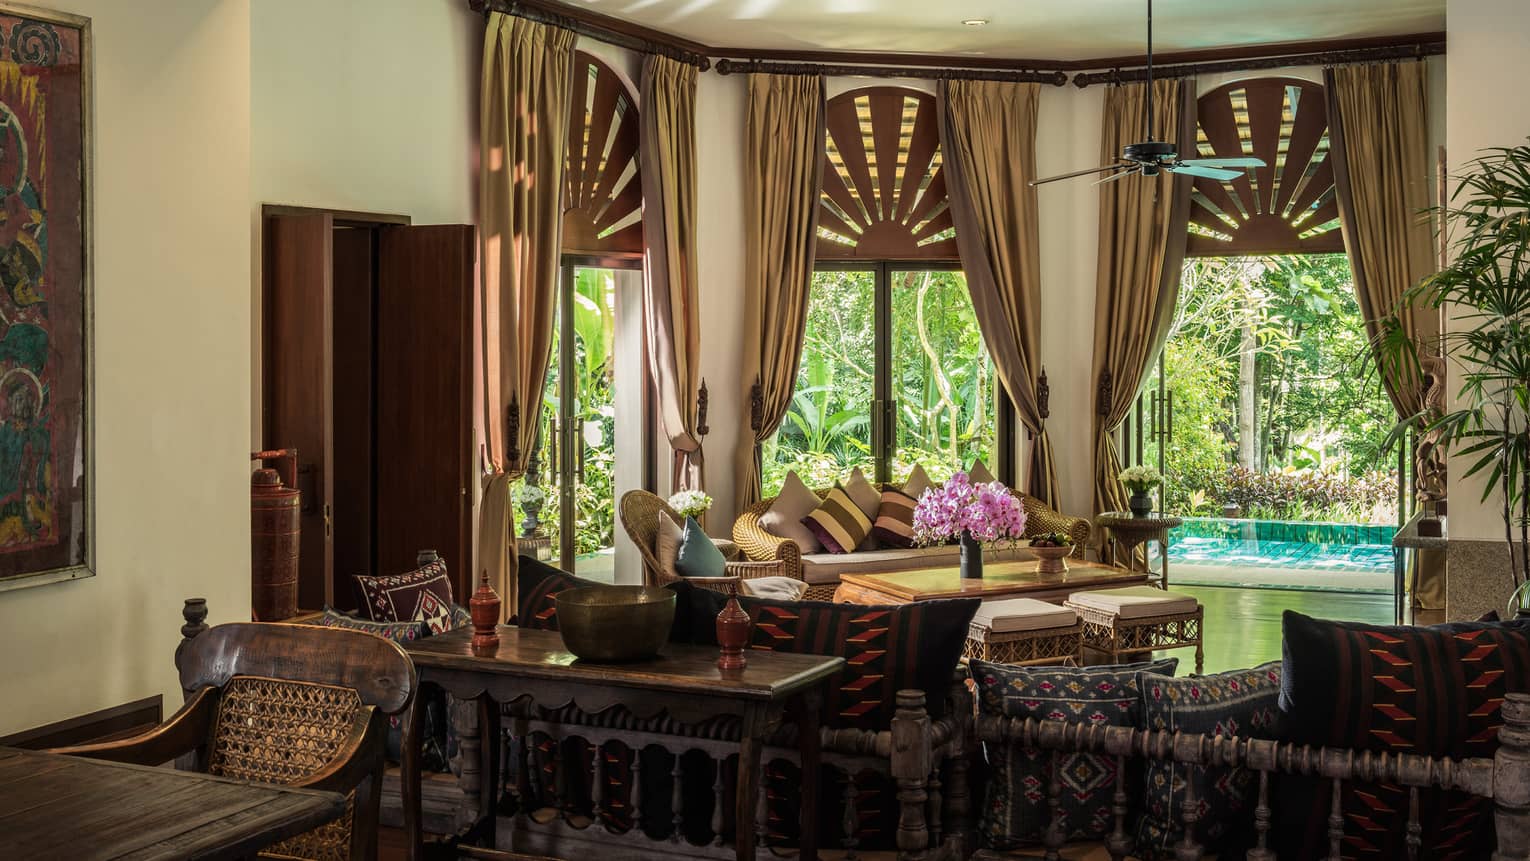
[403,686,423,860]
[736,720,764,861]
[478,693,502,849]
[796,688,824,861]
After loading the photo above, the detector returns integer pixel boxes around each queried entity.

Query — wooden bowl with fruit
[1028,532,1074,577]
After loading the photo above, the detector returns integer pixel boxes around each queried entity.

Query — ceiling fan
[1030,0,1265,187]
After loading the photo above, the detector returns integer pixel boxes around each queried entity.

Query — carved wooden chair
[51,622,417,861]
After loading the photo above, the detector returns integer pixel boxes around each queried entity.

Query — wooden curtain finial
[507,391,522,466]
[1097,370,1114,417]
[696,379,710,438]
[748,378,764,433]
[1037,368,1051,421]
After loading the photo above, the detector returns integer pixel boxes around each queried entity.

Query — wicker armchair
[619,489,797,593]
[51,622,417,861]
[733,482,1092,595]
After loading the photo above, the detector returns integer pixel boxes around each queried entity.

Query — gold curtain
[1091,79,1194,517]
[738,73,825,511]
[938,79,1059,507]
[476,13,575,606]
[640,54,706,492]
[1325,62,1435,419]
[1325,61,1442,609]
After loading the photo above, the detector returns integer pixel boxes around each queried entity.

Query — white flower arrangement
[668,489,714,518]
[516,484,547,507]
[1118,465,1163,493]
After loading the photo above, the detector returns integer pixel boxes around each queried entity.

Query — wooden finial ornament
[715,581,751,671]
[470,569,502,651]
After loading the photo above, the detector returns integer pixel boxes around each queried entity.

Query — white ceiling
[565,0,1445,61]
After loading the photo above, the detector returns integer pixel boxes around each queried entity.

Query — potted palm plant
[1381,141,1530,614]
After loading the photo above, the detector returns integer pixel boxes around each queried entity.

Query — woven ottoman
[1065,586,1203,673]
[963,597,1082,666]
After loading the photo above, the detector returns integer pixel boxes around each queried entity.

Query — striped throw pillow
[870,488,919,548]
[801,484,873,554]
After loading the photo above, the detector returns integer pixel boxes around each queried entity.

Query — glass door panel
[764,269,876,494]
[889,269,995,482]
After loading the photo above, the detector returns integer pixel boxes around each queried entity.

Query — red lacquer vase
[470,569,502,652]
[716,582,751,671]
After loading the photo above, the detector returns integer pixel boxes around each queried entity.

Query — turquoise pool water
[1167,517,1395,573]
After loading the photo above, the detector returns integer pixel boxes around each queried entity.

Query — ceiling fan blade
[1167,164,1243,181]
[1179,156,1266,169]
[1094,168,1140,186]
[1030,163,1127,187]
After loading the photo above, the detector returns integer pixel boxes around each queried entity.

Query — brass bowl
[1029,543,1073,577]
[554,585,676,663]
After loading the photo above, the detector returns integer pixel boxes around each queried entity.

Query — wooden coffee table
[833,558,1148,605]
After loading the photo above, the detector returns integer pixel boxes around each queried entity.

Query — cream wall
[0,0,252,735]
[1444,0,1530,543]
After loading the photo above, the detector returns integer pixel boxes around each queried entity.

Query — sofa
[734,483,1092,601]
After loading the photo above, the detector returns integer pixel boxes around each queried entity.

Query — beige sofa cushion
[759,470,823,553]
[741,576,808,601]
[972,598,1078,633]
[1066,586,1199,619]
[797,543,1035,585]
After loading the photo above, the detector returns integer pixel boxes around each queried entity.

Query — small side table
[1096,512,1183,589]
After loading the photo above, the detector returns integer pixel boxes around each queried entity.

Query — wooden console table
[834,558,1146,606]
[401,625,843,861]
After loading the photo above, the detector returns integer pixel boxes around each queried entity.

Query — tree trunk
[1238,322,1257,469]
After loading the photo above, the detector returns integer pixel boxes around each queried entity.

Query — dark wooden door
[374,224,476,600]
[262,213,334,611]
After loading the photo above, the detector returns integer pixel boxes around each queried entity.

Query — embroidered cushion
[675,516,727,578]
[514,555,603,631]
[870,487,919,549]
[970,657,1179,849]
[801,483,873,554]
[353,557,456,632]
[1134,661,1283,858]
[316,607,427,643]
[758,470,823,553]
[1275,611,1530,860]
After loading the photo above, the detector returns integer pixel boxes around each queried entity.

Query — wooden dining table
[0,745,346,860]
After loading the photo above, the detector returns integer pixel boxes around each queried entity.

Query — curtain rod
[714,59,1069,86]
[1071,40,1444,87]
[471,0,711,69]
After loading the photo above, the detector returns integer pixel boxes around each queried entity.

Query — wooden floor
[376,585,1398,860]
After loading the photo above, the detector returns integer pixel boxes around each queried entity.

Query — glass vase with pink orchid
[911,471,1028,579]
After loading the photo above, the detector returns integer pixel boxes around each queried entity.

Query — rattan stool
[962,598,1082,666]
[1065,586,1203,673]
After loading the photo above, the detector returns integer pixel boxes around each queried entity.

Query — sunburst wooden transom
[817,87,957,260]
[563,52,642,257]
[1187,77,1344,256]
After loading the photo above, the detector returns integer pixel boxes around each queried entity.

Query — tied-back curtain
[1325,61,1441,609]
[739,73,826,511]
[1091,79,1195,517]
[1325,62,1435,420]
[640,54,706,492]
[477,12,576,605]
[937,78,1060,507]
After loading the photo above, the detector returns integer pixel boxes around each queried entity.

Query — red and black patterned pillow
[670,582,978,728]
[353,558,455,632]
[1275,611,1530,860]
[514,554,604,632]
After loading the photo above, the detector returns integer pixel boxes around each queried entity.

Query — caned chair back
[181,623,417,861]
[619,489,682,587]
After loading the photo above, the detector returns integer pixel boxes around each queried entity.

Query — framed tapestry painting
[0,5,91,591]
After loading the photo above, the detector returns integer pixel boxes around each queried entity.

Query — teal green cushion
[675,516,726,578]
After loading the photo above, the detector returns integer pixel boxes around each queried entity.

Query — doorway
[522,261,648,578]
